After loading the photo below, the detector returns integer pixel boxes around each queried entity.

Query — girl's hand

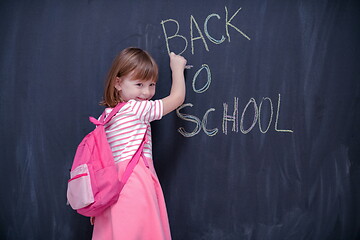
[90,217,95,225]
[169,52,187,72]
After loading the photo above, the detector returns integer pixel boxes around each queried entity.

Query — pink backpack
[67,102,148,217]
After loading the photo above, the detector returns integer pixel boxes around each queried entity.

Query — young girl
[91,47,187,240]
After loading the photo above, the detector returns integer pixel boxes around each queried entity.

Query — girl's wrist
[171,67,185,74]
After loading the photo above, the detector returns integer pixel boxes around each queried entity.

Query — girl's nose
[142,87,150,96]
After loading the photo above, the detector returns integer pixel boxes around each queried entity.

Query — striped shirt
[102,99,163,163]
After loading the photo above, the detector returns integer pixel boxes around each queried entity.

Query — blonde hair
[101,47,159,107]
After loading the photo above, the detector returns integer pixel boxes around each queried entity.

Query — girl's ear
[114,77,122,91]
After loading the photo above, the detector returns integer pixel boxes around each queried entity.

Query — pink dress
[92,100,171,240]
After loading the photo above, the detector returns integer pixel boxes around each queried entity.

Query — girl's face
[115,75,156,102]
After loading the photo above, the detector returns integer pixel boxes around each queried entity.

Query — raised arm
[162,52,187,116]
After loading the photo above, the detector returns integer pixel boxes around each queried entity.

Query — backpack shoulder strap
[119,128,149,191]
[99,102,126,125]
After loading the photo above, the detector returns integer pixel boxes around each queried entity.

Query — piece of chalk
[185,65,193,69]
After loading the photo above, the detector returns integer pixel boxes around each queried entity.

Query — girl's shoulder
[126,99,163,121]
[127,99,161,105]
[103,99,161,115]
[126,99,162,109]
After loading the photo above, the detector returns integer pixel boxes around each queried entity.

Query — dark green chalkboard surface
[1,0,359,239]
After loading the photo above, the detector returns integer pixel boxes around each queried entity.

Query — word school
[176,94,293,137]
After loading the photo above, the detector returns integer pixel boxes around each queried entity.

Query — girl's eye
[136,83,143,87]
[150,83,156,87]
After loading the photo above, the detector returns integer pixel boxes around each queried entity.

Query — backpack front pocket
[67,164,94,210]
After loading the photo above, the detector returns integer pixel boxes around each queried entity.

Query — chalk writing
[192,64,212,93]
[225,6,251,42]
[176,94,293,137]
[204,14,226,44]
[240,98,258,134]
[203,108,218,136]
[176,104,218,137]
[222,97,239,135]
[176,103,201,137]
[161,6,293,137]
[190,15,209,54]
[275,94,293,133]
[160,19,188,55]
[258,97,274,133]
[160,6,251,55]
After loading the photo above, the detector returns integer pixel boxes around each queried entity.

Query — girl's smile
[116,76,156,102]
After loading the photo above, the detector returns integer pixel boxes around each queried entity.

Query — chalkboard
[1,0,359,239]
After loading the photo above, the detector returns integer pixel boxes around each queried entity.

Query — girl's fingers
[169,52,187,70]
